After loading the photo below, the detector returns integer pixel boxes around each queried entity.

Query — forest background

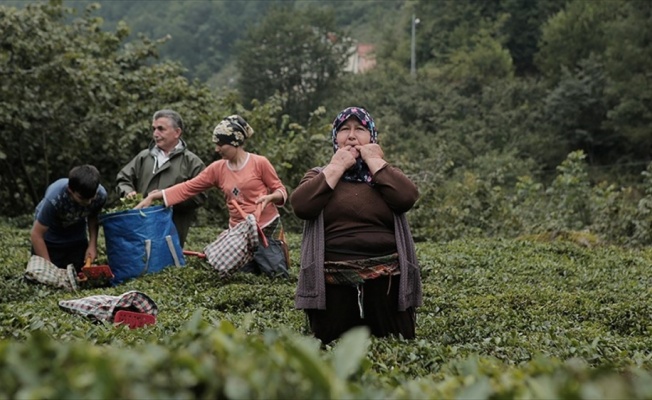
[1,0,651,243]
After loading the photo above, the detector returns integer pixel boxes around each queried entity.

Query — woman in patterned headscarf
[290,106,422,345]
[136,115,290,278]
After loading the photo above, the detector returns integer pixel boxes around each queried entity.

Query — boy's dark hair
[68,165,101,199]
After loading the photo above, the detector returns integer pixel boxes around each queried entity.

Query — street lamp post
[410,14,420,77]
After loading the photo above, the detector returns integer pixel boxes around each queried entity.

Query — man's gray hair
[153,109,184,131]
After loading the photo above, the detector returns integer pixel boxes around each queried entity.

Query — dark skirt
[305,274,416,345]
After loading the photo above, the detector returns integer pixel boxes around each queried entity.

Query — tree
[536,0,652,168]
[73,0,285,84]
[407,0,565,76]
[0,0,223,217]
[601,0,652,164]
[235,6,352,124]
[541,56,612,165]
[535,0,612,80]
[497,0,567,76]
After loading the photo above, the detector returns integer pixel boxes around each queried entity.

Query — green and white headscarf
[212,115,254,147]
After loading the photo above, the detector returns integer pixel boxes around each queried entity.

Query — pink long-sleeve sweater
[163,153,287,228]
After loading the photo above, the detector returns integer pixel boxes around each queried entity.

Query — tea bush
[408,150,652,247]
[4,221,652,397]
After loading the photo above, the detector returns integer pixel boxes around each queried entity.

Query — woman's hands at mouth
[330,145,358,171]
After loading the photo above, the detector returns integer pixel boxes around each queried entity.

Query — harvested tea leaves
[104,194,163,213]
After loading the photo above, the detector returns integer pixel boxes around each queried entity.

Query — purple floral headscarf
[331,107,378,185]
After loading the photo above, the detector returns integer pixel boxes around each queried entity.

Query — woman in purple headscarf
[290,106,422,344]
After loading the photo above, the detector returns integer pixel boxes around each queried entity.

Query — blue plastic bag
[99,205,185,285]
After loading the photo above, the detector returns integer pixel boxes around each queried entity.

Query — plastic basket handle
[165,235,181,267]
[141,239,151,275]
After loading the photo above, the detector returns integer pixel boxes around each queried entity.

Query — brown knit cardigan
[294,211,423,311]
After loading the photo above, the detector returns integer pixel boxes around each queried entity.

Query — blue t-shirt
[34,178,108,245]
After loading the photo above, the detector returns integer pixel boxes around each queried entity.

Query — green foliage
[510,174,548,232]
[441,14,514,91]
[406,149,652,247]
[408,0,566,76]
[358,0,652,188]
[235,5,352,124]
[71,0,284,84]
[500,0,568,75]
[535,0,652,166]
[536,0,613,79]
[505,151,595,235]
[546,150,592,230]
[0,1,318,228]
[0,1,222,217]
[601,1,652,162]
[0,318,373,399]
[5,224,652,397]
[630,163,652,246]
[589,182,637,245]
[103,194,162,214]
[542,56,612,164]
[3,0,652,245]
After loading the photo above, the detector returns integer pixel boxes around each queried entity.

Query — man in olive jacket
[115,109,206,247]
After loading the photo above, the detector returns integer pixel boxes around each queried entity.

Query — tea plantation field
[3,220,652,398]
